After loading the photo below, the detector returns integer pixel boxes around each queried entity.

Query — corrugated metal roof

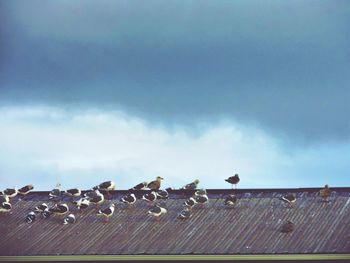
[0,188,349,255]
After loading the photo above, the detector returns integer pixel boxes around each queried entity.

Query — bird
[281,221,294,233]
[178,208,192,220]
[194,189,207,196]
[129,182,148,191]
[93,181,115,199]
[0,194,10,204]
[195,194,209,205]
[73,197,90,211]
[3,188,18,198]
[156,189,169,200]
[224,194,237,207]
[84,190,98,199]
[319,184,331,202]
[18,185,34,199]
[50,203,69,215]
[120,193,137,206]
[34,203,48,213]
[282,193,296,208]
[225,174,240,189]
[142,191,157,202]
[0,202,12,213]
[49,183,61,200]
[25,211,36,224]
[97,203,115,222]
[63,214,76,225]
[42,208,52,219]
[148,205,167,221]
[63,188,81,197]
[89,190,105,208]
[184,197,197,209]
[147,176,164,191]
[181,179,200,190]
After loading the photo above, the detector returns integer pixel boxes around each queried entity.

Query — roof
[0,187,349,256]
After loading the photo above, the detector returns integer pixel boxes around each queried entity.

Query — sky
[0,0,349,190]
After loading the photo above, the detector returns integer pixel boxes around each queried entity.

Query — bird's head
[194,179,200,185]
[156,176,164,181]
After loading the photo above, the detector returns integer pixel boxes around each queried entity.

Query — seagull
[73,197,90,211]
[156,189,169,200]
[84,190,98,199]
[148,205,167,221]
[0,202,12,213]
[18,185,34,199]
[281,193,296,208]
[0,194,10,204]
[142,191,157,203]
[178,208,192,220]
[195,194,209,205]
[25,211,36,224]
[184,197,197,209]
[50,203,69,215]
[97,203,115,222]
[194,189,207,196]
[319,184,331,202]
[224,194,237,207]
[89,190,105,208]
[281,221,294,233]
[147,176,164,191]
[63,214,76,225]
[120,193,137,207]
[34,203,49,213]
[42,208,52,219]
[181,179,200,190]
[49,183,62,200]
[225,174,240,189]
[3,188,18,198]
[129,182,148,191]
[63,188,81,197]
[93,181,115,199]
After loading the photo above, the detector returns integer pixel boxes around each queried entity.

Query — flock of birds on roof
[0,174,333,233]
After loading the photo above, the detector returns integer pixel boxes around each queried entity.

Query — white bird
[25,212,36,224]
[73,197,90,211]
[0,202,12,213]
[63,214,76,225]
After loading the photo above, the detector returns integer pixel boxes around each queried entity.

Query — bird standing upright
[147,177,163,191]
[319,184,331,202]
[181,180,200,190]
[225,174,240,190]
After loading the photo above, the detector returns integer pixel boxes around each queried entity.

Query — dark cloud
[1,0,350,143]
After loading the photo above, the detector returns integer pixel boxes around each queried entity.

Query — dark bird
[281,221,294,233]
[0,194,10,204]
[319,184,331,202]
[63,214,76,225]
[93,181,115,199]
[73,198,90,211]
[0,202,12,213]
[184,197,197,209]
[120,193,137,206]
[181,179,200,190]
[97,203,115,222]
[194,189,207,196]
[84,190,98,199]
[147,176,164,191]
[195,194,209,205]
[224,194,237,207]
[178,208,192,220]
[25,211,36,224]
[42,208,52,219]
[49,183,61,200]
[129,182,148,191]
[225,174,240,189]
[156,189,169,200]
[34,203,48,213]
[18,184,34,196]
[89,190,105,208]
[282,194,296,208]
[63,188,81,197]
[148,205,167,220]
[3,188,18,198]
[142,191,157,202]
[50,203,69,215]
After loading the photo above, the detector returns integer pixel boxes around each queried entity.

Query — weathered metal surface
[0,188,349,255]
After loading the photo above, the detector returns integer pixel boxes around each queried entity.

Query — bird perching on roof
[49,183,61,201]
[50,203,69,216]
[178,207,192,220]
[0,194,10,204]
[224,194,237,207]
[93,181,115,199]
[34,203,48,213]
[0,202,12,213]
[18,184,34,200]
[282,193,296,208]
[147,176,163,191]
[148,205,167,221]
[184,197,197,209]
[3,188,18,199]
[225,174,240,190]
[73,197,90,212]
[319,184,331,202]
[97,203,115,222]
[63,214,76,225]
[63,188,81,197]
[89,190,105,208]
[120,193,137,207]
[25,211,36,224]
[281,221,294,233]
[181,179,200,190]
[156,189,169,200]
[129,182,148,191]
[142,191,157,203]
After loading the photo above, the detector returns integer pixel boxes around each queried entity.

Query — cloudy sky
[0,0,349,190]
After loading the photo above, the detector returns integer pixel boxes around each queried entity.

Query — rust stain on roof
[0,188,349,255]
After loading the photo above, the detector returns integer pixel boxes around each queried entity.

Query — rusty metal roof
[0,187,349,255]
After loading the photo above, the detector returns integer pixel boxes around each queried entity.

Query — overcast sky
[0,0,349,190]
